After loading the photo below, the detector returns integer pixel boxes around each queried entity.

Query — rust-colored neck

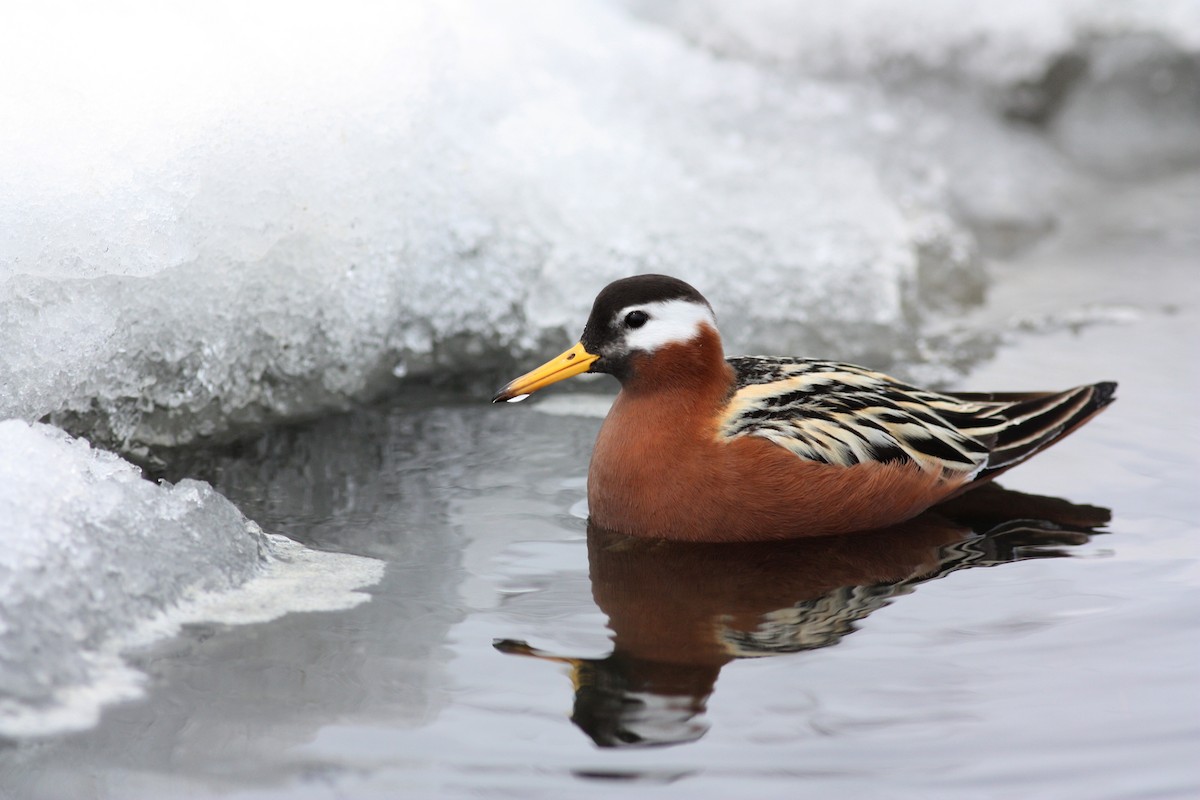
[618,324,732,408]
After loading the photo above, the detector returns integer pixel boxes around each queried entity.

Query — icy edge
[0,528,384,740]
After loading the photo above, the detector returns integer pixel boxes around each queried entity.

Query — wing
[720,357,1114,482]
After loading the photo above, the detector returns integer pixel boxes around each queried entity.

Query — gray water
[2,176,1198,799]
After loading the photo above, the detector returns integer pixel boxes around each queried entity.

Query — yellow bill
[492,342,599,403]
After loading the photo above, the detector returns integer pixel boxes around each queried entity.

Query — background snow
[1,2,1197,452]
[619,0,1200,82]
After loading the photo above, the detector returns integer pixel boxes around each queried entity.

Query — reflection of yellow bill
[493,639,587,689]
[492,342,599,403]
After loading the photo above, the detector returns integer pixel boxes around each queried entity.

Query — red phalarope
[494,275,1116,542]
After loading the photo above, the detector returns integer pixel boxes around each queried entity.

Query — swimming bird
[492,274,1116,542]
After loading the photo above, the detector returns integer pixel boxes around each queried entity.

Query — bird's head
[492,274,719,403]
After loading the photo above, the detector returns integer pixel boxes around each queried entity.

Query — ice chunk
[1049,34,1200,178]
[619,0,1200,86]
[0,1,977,452]
[624,1,1200,252]
[0,420,383,738]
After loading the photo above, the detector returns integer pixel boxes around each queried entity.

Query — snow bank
[1,1,1196,452]
[620,0,1200,84]
[0,1,974,452]
[0,420,383,737]
[625,0,1200,175]
[626,0,1200,251]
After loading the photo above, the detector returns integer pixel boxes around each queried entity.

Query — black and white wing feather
[719,357,1115,483]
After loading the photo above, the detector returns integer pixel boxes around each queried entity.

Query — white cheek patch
[620,299,717,353]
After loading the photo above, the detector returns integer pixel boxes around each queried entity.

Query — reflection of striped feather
[717,524,1085,658]
[719,357,1115,483]
[718,583,908,657]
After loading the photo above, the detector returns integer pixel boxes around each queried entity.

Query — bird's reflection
[495,484,1109,748]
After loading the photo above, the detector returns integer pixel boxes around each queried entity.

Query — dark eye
[624,310,649,329]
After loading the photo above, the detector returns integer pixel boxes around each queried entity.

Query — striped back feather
[720,357,1115,486]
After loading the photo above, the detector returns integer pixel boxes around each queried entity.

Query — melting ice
[0,421,383,738]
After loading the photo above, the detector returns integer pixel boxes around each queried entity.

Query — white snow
[0,420,384,738]
[620,0,1200,83]
[1,2,1196,450]
[626,1,1200,240]
[0,0,970,451]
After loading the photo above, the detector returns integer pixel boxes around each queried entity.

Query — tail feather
[954,381,1116,486]
[987,388,1092,464]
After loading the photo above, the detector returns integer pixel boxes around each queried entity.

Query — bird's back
[721,356,1116,490]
